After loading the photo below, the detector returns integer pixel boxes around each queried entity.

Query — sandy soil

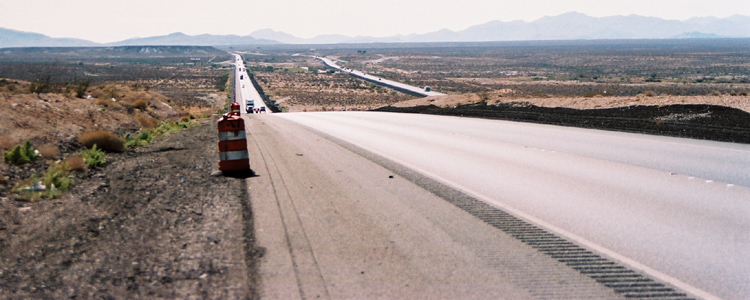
[392,92,750,114]
[0,81,181,148]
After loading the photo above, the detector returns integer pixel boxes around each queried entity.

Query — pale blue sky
[1,0,748,43]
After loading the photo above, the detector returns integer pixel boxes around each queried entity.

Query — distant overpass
[315,56,446,98]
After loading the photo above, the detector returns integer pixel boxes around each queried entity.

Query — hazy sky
[1,0,748,43]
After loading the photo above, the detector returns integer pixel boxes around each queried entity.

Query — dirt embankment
[0,122,260,299]
[378,94,750,144]
[392,92,750,113]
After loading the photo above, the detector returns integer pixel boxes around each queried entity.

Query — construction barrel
[217,103,250,172]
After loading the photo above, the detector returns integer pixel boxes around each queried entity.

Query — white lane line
[329,134,722,300]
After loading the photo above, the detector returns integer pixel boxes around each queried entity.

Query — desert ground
[1,40,749,298]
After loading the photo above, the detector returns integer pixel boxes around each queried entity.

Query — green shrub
[12,174,44,201]
[29,75,52,93]
[3,140,40,165]
[124,119,195,148]
[12,172,65,200]
[124,131,154,147]
[73,79,91,98]
[44,163,72,191]
[150,120,194,136]
[80,145,107,168]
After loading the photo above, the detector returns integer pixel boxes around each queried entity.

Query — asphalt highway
[272,111,750,300]
[316,56,446,97]
[233,54,271,114]
[243,114,625,299]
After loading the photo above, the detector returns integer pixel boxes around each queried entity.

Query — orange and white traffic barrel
[217,107,250,172]
[230,102,241,114]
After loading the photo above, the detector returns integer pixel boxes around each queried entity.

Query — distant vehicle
[240,75,244,80]
[246,99,254,107]
[246,105,252,113]
[424,86,431,92]
[260,107,266,113]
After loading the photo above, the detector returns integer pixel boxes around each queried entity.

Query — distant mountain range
[2,12,750,48]
[112,32,279,46]
[0,27,99,47]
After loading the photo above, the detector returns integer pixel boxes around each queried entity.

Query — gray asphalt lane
[276,111,750,300]
[244,114,625,299]
[233,54,271,114]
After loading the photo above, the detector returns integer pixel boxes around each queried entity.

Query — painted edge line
[300,123,721,300]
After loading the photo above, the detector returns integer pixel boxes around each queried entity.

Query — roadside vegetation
[1,46,233,200]
[3,141,40,166]
[5,116,201,201]
[6,140,102,201]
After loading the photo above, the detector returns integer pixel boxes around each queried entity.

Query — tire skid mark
[311,128,700,300]
[248,131,306,299]
[249,122,331,300]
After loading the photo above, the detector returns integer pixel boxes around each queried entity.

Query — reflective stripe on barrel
[219,130,246,141]
[219,150,249,161]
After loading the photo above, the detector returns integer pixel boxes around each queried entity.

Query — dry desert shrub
[77,130,125,153]
[135,113,159,129]
[132,99,149,111]
[95,97,110,107]
[121,102,135,114]
[38,144,60,158]
[64,155,86,172]
[0,135,15,150]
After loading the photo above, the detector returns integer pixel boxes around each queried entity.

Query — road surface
[233,54,272,114]
[243,113,625,299]
[249,111,749,300]
[316,56,446,97]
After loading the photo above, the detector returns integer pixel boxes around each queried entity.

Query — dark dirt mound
[0,122,260,299]
[375,103,750,144]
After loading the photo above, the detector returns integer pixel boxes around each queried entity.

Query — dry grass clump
[77,130,125,153]
[132,99,149,111]
[95,98,110,107]
[135,113,159,129]
[0,135,15,150]
[120,102,135,114]
[64,155,86,172]
[643,90,657,97]
[38,144,60,158]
